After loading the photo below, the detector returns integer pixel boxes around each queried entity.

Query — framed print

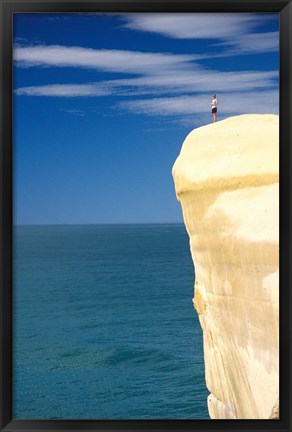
[0,1,291,431]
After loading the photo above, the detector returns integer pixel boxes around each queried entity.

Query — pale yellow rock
[172,114,279,419]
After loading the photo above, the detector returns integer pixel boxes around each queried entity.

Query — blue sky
[13,13,279,225]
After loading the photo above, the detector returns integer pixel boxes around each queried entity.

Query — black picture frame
[1,1,291,431]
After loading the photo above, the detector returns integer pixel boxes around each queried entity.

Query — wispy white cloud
[14,38,278,99]
[215,32,279,55]
[122,13,278,55]
[14,68,277,98]
[122,13,261,40]
[60,109,85,116]
[109,69,278,95]
[14,42,278,97]
[14,83,111,97]
[13,31,278,122]
[117,90,279,117]
[41,14,71,22]
[14,44,200,74]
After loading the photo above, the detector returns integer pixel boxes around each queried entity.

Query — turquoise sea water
[13,224,209,419]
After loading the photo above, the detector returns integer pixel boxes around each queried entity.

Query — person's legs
[212,109,217,122]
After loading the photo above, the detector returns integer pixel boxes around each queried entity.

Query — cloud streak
[122,13,260,39]
[122,13,278,55]
[215,32,279,55]
[117,90,279,117]
[14,44,200,74]
[14,83,111,97]
[13,12,278,123]
[109,69,278,95]
[15,68,278,98]
[14,43,278,99]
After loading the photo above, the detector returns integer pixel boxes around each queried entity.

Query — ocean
[13,224,209,419]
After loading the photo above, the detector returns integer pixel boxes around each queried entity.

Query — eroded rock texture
[172,114,279,419]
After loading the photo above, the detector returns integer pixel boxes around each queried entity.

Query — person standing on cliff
[211,94,218,122]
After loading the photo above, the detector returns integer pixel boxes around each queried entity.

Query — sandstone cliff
[172,114,279,419]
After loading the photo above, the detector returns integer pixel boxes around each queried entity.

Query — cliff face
[172,114,279,419]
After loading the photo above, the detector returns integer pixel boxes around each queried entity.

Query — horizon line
[14,221,185,227]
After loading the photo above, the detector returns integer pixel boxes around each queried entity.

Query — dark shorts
[212,107,217,114]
